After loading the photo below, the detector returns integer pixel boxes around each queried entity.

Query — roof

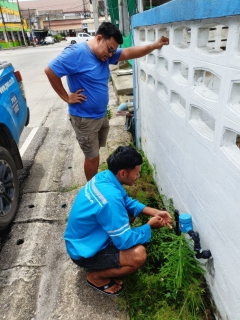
[0,0,18,11]
[19,0,90,14]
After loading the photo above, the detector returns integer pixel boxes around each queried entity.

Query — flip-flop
[87,278,123,296]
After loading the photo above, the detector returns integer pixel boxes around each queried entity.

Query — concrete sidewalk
[0,69,133,320]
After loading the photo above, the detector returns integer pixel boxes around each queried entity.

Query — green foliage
[120,148,213,320]
[159,232,205,291]
[122,226,209,319]
[125,150,163,209]
[60,185,80,192]
[98,161,108,172]
[139,150,154,182]
[107,106,112,119]
[54,34,63,42]
[138,137,142,149]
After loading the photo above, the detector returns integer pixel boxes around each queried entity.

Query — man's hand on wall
[155,36,169,49]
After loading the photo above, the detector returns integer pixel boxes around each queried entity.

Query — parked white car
[44,36,55,45]
[66,32,94,44]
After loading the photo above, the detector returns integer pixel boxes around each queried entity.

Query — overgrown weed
[121,148,214,320]
[98,147,214,319]
[107,106,112,119]
[59,185,80,192]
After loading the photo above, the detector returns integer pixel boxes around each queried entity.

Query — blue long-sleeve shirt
[64,170,151,260]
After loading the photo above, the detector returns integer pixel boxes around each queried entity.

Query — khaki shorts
[69,114,109,159]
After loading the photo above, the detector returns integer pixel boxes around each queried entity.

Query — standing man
[64,146,172,296]
[44,22,169,181]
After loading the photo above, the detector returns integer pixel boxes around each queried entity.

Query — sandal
[87,278,123,296]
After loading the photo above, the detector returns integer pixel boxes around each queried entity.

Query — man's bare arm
[119,36,169,61]
[44,66,69,102]
[44,66,87,104]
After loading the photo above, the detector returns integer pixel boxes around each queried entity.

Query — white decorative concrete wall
[132,1,240,319]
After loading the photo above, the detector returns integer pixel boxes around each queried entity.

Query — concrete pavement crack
[22,190,60,194]
[23,189,78,194]
[13,219,65,225]
[1,264,46,271]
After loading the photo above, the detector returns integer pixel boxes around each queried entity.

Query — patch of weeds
[107,106,112,119]
[119,148,215,320]
[60,185,80,192]
[138,137,142,149]
[125,150,164,209]
[98,161,108,172]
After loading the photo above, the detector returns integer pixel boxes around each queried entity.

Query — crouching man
[64,146,172,296]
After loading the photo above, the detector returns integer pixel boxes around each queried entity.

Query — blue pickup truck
[0,61,29,230]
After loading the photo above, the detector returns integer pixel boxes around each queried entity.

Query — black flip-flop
[87,278,123,296]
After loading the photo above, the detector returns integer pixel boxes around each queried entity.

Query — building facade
[0,0,28,48]
[132,0,240,318]
[19,0,105,35]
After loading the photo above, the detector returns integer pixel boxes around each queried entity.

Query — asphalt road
[0,43,129,320]
[0,41,68,128]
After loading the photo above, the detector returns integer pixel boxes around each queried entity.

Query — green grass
[107,106,112,119]
[121,149,214,320]
[98,161,108,172]
[60,185,80,192]
[98,147,214,319]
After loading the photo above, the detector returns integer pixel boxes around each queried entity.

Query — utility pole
[103,0,108,22]
[48,13,51,33]
[122,0,129,36]
[92,0,99,32]
[16,0,28,46]
[137,0,143,13]
[83,0,86,17]
[0,4,11,47]
[118,0,123,33]
[28,8,34,41]
[82,0,87,33]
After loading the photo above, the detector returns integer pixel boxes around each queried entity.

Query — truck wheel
[71,40,76,44]
[0,147,19,230]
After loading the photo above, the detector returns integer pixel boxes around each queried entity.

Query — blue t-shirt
[48,42,122,118]
[64,170,151,260]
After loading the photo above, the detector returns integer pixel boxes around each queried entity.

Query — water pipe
[175,211,212,259]
[174,209,181,236]
[187,230,212,259]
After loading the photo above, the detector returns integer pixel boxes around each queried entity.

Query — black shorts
[71,242,121,270]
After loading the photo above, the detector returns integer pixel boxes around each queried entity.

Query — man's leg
[84,155,99,181]
[83,114,109,181]
[98,114,109,149]
[69,115,109,181]
[87,244,147,294]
